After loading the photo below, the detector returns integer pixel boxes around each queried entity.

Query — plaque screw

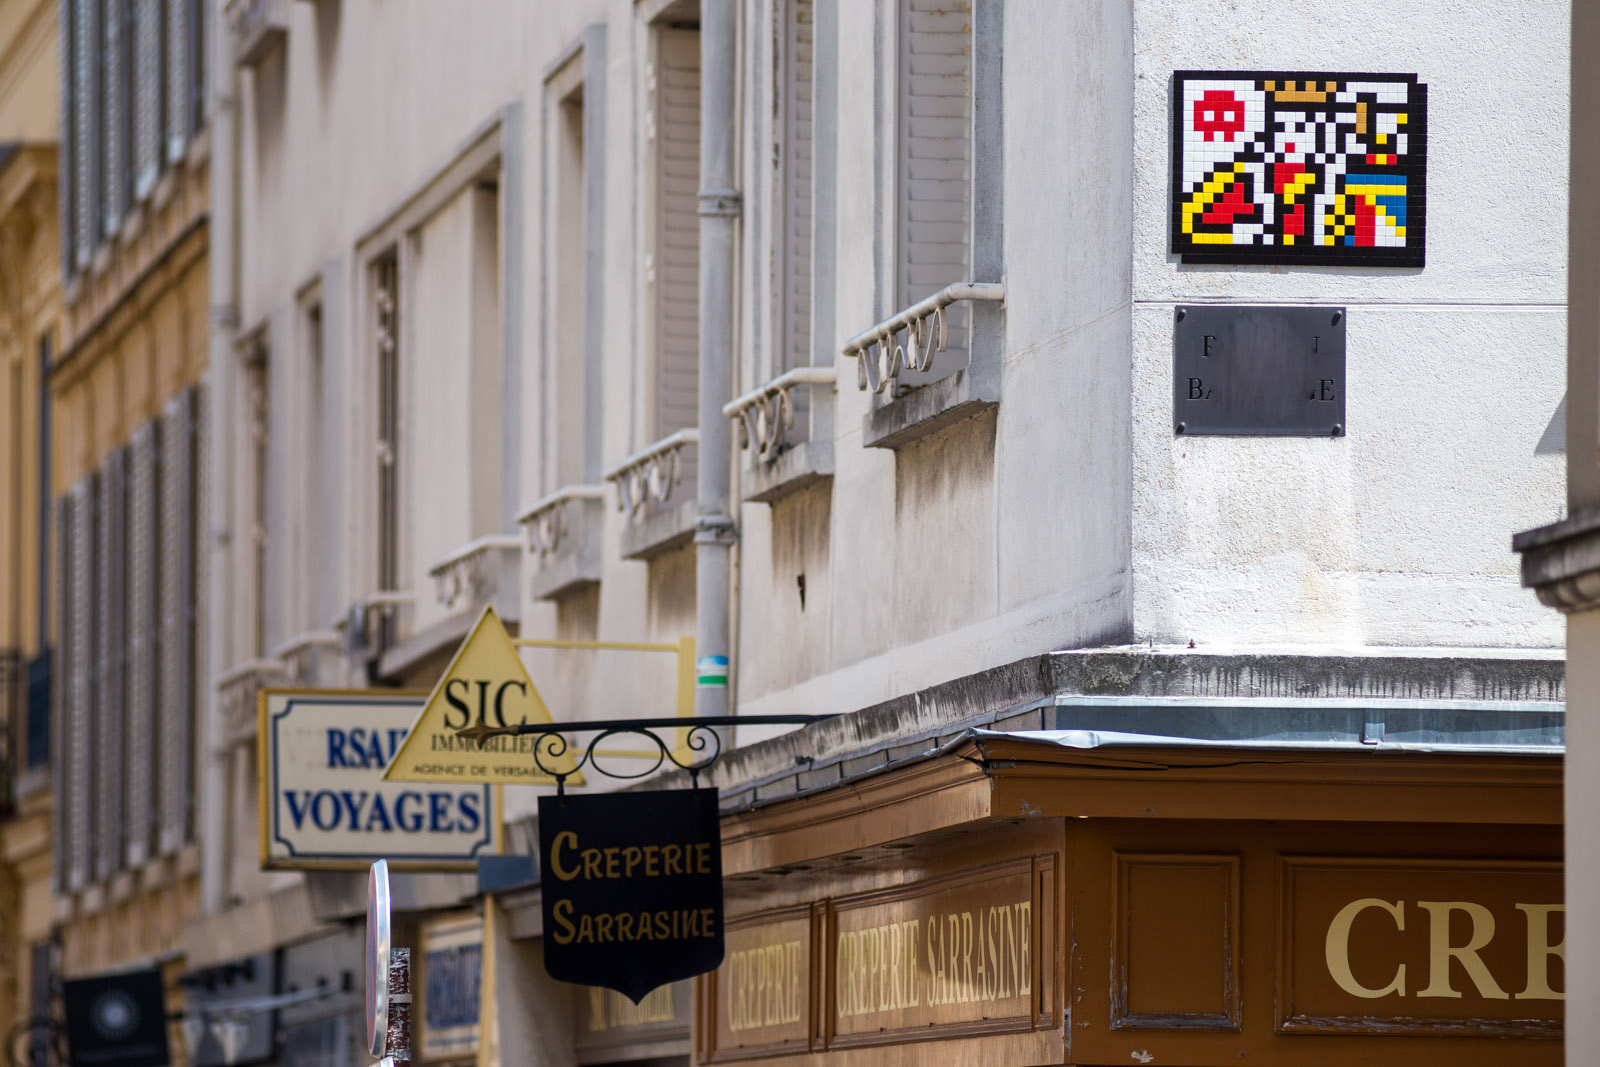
[1331,423,1343,436]
[1331,311,1343,325]
[1176,422,1187,434]
[1176,308,1186,322]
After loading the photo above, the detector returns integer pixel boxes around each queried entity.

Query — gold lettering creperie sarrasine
[548,829,714,881]
[726,939,805,1032]
[836,900,1031,1019]
[587,985,676,1031]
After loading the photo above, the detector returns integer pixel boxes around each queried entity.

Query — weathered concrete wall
[1130,0,1569,649]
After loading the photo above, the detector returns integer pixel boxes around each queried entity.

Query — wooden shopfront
[695,732,1563,1067]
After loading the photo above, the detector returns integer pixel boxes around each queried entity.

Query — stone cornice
[1514,508,1600,613]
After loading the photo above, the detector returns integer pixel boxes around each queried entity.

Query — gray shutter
[897,0,971,382]
[101,0,129,235]
[66,478,95,890]
[125,422,160,866]
[653,28,700,437]
[783,0,814,375]
[72,0,100,268]
[50,494,71,892]
[59,0,76,279]
[132,0,161,198]
[94,450,127,882]
[163,0,189,160]
[157,387,195,853]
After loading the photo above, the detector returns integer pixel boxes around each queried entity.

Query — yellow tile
[1192,233,1234,244]
[1324,235,1335,245]
[1377,133,1387,145]
[1398,113,1408,124]
[1396,226,1406,237]
[1284,234,1295,245]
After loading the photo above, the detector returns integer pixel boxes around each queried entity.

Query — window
[895,0,972,387]
[649,24,701,442]
[244,336,269,656]
[301,298,326,630]
[60,0,206,274]
[548,75,588,488]
[780,0,814,378]
[374,251,401,647]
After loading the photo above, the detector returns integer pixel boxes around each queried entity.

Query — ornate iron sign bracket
[456,714,834,793]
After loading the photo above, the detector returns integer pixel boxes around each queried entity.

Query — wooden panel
[828,858,1039,1047]
[1112,853,1240,1030]
[1279,856,1563,1038]
[706,906,814,1060]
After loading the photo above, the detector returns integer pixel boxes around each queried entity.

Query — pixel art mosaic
[1171,71,1427,266]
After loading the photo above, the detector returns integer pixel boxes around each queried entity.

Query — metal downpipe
[696,0,739,720]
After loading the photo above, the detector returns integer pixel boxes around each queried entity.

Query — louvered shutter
[125,422,160,865]
[157,388,195,853]
[50,494,71,892]
[94,450,127,882]
[59,1,76,279]
[66,478,95,890]
[652,28,700,438]
[101,0,130,236]
[783,0,814,376]
[897,0,971,385]
[72,0,100,268]
[189,386,206,789]
[132,0,161,198]
[163,0,189,160]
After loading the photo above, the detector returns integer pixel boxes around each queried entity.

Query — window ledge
[519,486,606,600]
[743,438,834,503]
[618,498,698,561]
[862,369,998,450]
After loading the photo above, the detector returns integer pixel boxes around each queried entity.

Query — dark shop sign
[539,789,725,1003]
[63,968,171,1067]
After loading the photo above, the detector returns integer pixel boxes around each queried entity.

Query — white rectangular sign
[258,689,497,870]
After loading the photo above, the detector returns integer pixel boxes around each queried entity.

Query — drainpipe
[695,0,739,719]
[201,6,239,916]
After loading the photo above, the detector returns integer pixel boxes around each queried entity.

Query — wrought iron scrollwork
[454,714,834,793]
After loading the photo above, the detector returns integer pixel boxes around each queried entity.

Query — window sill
[743,437,834,503]
[862,368,998,450]
[619,498,698,561]
[523,489,606,600]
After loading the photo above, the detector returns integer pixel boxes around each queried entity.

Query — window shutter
[50,494,71,892]
[132,0,161,198]
[158,388,196,852]
[66,477,95,890]
[101,0,130,236]
[897,0,971,384]
[163,0,189,160]
[783,0,814,376]
[652,28,701,438]
[59,1,76,279]
[72,0,100,268]
[94,450,127,882]
[125,421,160,866]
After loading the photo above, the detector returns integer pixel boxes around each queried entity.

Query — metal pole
[200,0,240,916]
[695,0,740,720]
[385,948,412,1062]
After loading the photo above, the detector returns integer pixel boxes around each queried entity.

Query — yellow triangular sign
[384,605,583,785]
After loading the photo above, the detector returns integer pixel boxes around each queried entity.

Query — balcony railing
[268,630,342,686]
[604,430,699,520]
[427,534,523,612]
[223,0,289,68]
[842,282,1006,395]
[217,658,286,746]
[518,485,605,599]
[723,367,836,457]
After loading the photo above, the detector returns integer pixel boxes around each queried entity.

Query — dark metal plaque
[1173,305,1345,436]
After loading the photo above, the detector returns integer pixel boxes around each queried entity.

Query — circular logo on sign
[91,989,139,1041]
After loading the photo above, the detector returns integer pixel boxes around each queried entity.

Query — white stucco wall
[1130,0,1569,649]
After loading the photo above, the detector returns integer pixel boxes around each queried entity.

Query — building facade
[0,0,61,1052]
[208,0,1570,1065]
[45,0,211,1056]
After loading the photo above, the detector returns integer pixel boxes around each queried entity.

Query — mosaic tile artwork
[1171,71,1427,266]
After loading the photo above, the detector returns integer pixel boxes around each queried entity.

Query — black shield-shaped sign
[539,788,724,1003]
[63,968,171,1067]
